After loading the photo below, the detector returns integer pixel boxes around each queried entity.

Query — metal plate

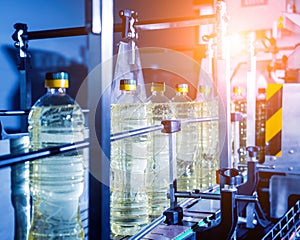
[185,199,220,214]
[142,224,191,239]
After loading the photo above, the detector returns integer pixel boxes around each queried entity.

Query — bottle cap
[176,83,188,93]
[199,85,211,94]
[258,88,266,94]
[233,86,243,94]
[45,72,69,88]
[151,82,165,92]
[120,79,136,91]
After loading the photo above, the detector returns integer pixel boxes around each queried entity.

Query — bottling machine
[1,0,300,239]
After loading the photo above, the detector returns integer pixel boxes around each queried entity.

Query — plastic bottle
[171,83,198,192]
[195,85,218,189]
[28,72,85,239]
[255,88,266,163]
[231,86,247,164]
[110,79,150,236]
[146,82,174,219]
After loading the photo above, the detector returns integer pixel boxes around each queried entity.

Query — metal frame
[86,0,113,239]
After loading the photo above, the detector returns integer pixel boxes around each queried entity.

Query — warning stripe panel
[265,84,282,157]
[266,84,282,101]
[265,108,282,143]
[266,87,282,120]
[266,131,282,157]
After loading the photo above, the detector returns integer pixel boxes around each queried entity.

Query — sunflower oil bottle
[110,79,150,236]
[146,82,174,219]
[195,85,219,189]
[28,72,85,239]
[171,83,199,192]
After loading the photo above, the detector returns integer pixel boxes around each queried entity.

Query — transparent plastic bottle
[146,82,174,219]
[171,84,198,192]
[28,72,85,239]
[110,79,150,236]
[231,86,247,164]
[195,86,219,189]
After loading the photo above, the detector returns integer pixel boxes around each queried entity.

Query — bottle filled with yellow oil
[195,85,219,189]
[28,72,85,239]
[146,82,174,219]
[171,83,199,192]
[110,79,150,236]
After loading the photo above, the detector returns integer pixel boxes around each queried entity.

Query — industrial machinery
[110,1,300,239]
[1,1,300,239]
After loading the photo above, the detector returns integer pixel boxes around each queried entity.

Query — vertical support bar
[87,0,113,239]
[232,121,240,168]
[16,26,31,132]
[246,32,257,147]
[20,70,31,131]
[168,132,177,209]
[214,1,231,169]
[216,37,232,169]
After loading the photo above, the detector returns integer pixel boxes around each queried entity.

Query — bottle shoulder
[146,94,170,103]
[33,92,78,107]
[171,95,191,102]
[116,92,143,104]
[29,93,84,122]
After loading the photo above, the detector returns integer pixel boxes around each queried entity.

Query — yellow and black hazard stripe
[265,84,283,157]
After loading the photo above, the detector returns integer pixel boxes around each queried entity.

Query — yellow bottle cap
[119,79,136,91]
[176,83,188,93]
[233,86,243,94]
[199,86,211,94]
[151,82,166,92]
[45,72,69,88]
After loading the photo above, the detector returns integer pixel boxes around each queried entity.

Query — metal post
[161,120,181,209]
[86,0,113,239]
[168,132,177,209]
[12,23,31,132]
[246,32,257,147]
[214,1,232,169]
[216,39,232,169]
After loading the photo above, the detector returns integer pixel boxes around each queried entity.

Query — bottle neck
[152,91,165,96]
[120,89,135,95]
[176,91,187,96]
[47,87,67,95]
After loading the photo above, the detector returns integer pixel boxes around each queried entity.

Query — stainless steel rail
[174,191,258,202]
[110,116,219,142]
[110,124,163,142]
[0,141,89,168]
[114,14,216,32]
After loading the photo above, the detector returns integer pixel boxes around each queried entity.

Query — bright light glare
[230,33,246,55]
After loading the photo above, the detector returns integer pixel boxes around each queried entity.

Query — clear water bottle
[28,72,85,239]
[195,85,218,189]
[146,82,174,219]
[110,79,150,236]
[171,84,198,192]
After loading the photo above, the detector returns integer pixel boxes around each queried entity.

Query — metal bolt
[271,156,277,161]
[289,149,295,154]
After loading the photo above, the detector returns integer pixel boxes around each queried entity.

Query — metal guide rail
[110,116,218,142]
[0,140,89,168]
